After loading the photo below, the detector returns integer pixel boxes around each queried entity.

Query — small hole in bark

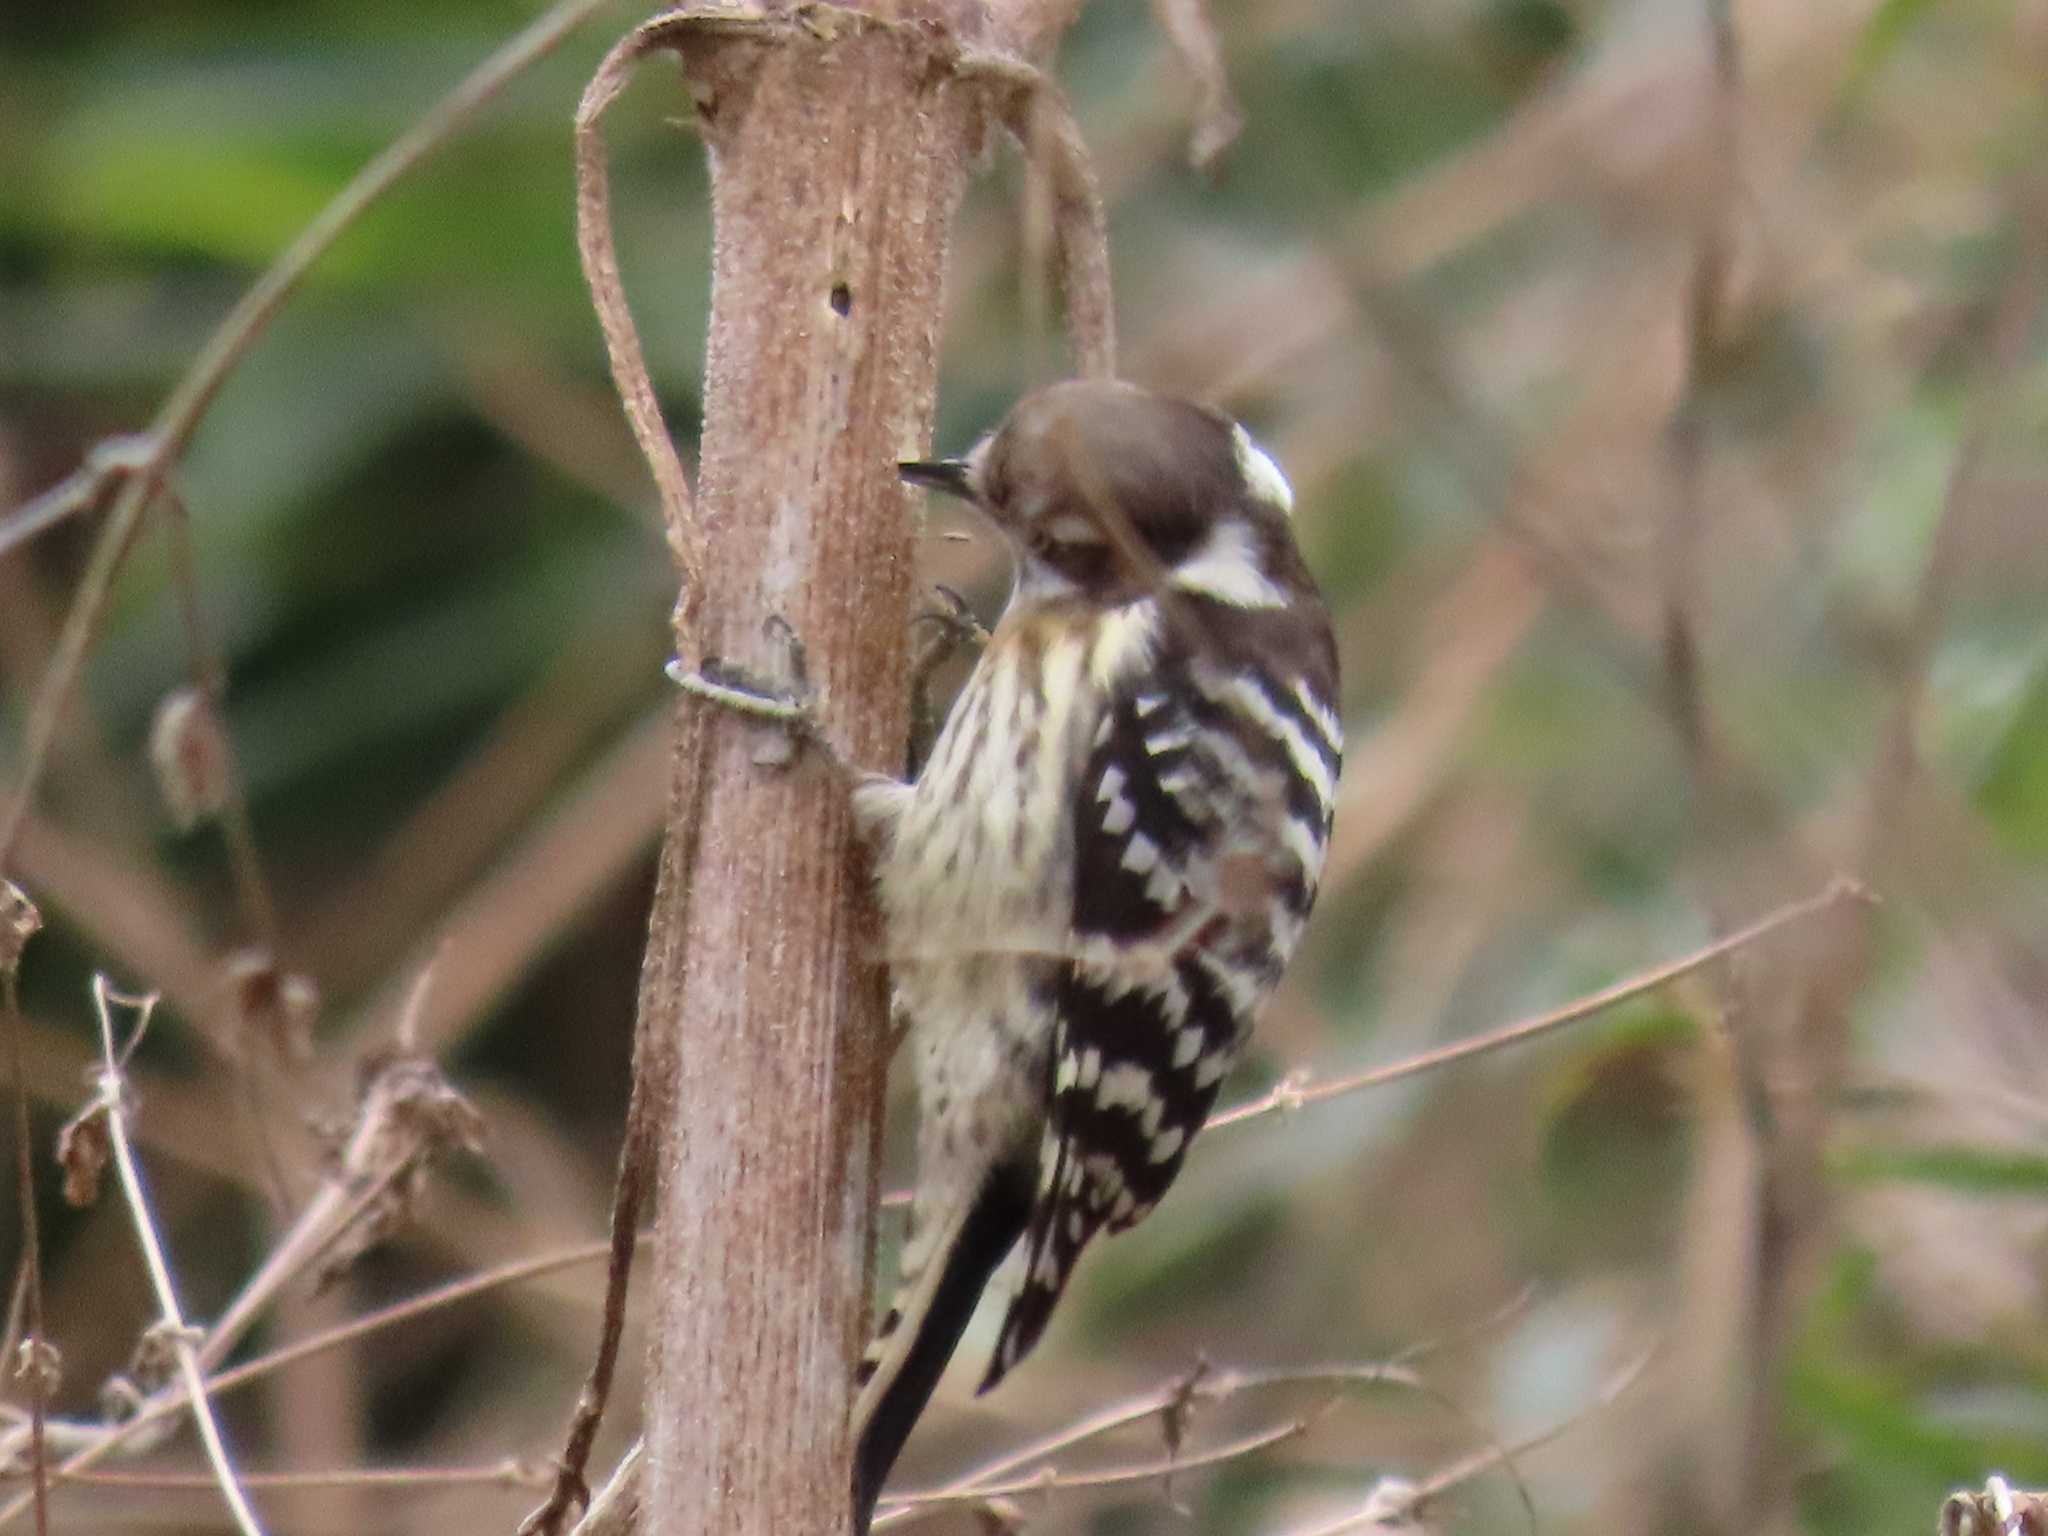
[829,283,853,317]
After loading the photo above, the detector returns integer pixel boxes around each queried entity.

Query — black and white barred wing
[982,640,1342,1389]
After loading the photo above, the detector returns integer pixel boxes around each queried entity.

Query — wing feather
[984,604,1338,1386]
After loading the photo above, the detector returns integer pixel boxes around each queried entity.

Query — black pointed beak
[898,458,976,501]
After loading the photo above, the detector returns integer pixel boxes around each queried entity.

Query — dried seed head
[0,879,40,975]
[55,1102,112,1208]
[317,1052,486,1287]
[13,1338,61,1398]
[148,687,232,831]
[131,1322,202,1393]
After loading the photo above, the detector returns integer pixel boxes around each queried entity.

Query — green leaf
[1837,1143,2048,1196]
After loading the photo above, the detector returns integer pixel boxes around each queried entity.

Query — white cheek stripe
[1171,521,1289,610]
[1232,424,1295,513]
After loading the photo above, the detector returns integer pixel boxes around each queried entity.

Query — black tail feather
[853,1166,1033,1533]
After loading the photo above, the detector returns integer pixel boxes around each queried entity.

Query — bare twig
[872,1348,1481,1530]
[867,1332,1563,1535]
[879,1415,1311,1524]
[0,1009,490,1530]
[202,1007,481,1373]
[1861,197,2047,860]
[875,880,1862,1212]
[1280,1347,1654,1536]
[1146,0,1243,170]
[0,882,47,1536]
[1660,0,1741,772]
[0,437,155,562]
[572,9,706,641]
[1205,879,1865,1134]
[531,31,737,1512]
[210,1239,614,1402]
[518,1104,652,1535]
[85,980,266,1536]
[0,0,620,875]
[959,50,1118,380]
[25,1460,550,1494]
[156,487,279,951]
[0,1240,615,1528]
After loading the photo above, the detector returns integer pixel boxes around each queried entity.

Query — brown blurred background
[3,0,2047,1531]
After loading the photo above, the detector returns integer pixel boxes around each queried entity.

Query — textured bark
[638,18,981,1535]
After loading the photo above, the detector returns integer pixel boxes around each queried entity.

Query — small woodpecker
[850,379,1341,1528]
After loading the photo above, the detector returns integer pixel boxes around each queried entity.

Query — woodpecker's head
[901,379,1306,609]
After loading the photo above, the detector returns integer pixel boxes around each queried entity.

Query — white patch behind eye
[1232,424,1295,513]
[1171,519,1288,609]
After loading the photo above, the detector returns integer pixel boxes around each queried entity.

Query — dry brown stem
[573,11,709,634]
[0,992,488,1532]
[553,4,1123,1531]
[626,14,972,1530]
[880,1415,1311,1526]
[155,490,279,955]
[871,1358,1420,1530]
[0,1234,613,1525]
[0,881,46,1536]
[996,70,1118,381]
[30,1462,548,1494]
[1649,10,1805,1525]
[1147,0,1243,170]
[81,981,265,1536]
[1279,1348,1653,1536]
[864,1337,1567,1535]
[1209,879,1863,1135]
[868,1293,1550,1530]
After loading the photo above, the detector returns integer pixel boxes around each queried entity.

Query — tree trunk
[638,17,979,1535]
